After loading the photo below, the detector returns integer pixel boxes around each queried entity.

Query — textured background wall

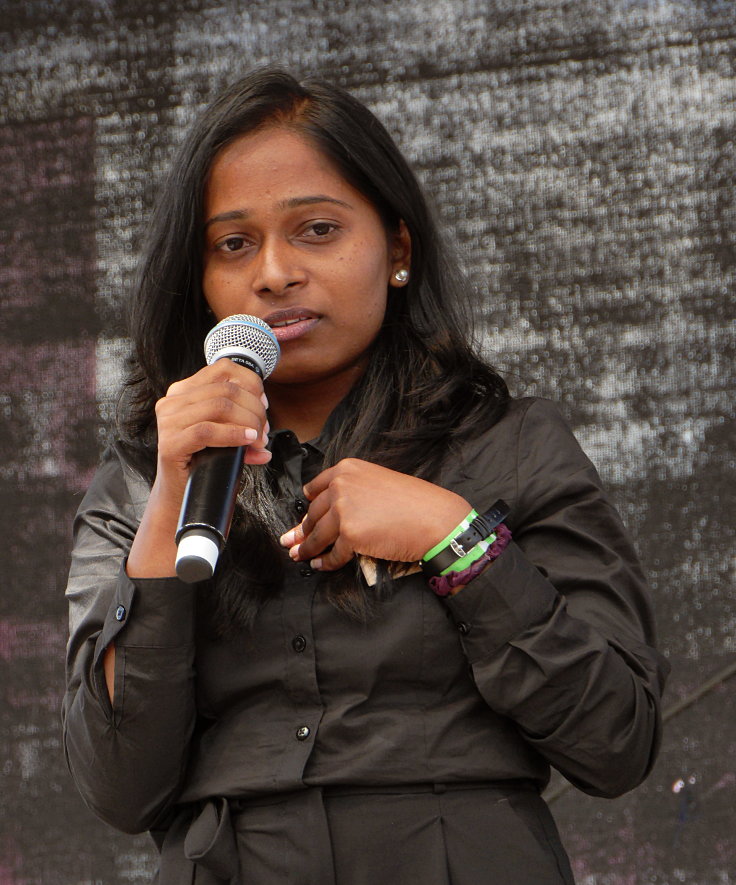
[1,1,734,883]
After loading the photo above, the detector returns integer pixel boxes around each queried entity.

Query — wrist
[126,478,183,579]
[423,508,478,563]
[428,523,512,597]
[421,500,510,578]
[153,458,192,509]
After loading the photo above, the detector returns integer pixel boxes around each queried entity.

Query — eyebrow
[204,195,353,230]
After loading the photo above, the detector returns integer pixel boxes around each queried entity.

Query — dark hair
[121,68,509,629]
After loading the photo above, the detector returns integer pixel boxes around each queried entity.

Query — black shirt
[62,397,668,836]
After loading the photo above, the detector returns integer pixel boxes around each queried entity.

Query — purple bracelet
[428,523,512,598]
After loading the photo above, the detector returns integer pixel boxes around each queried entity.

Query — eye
[303,221,338,239]
[219,236,246,252]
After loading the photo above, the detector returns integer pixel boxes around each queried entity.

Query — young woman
[63,68,668,884]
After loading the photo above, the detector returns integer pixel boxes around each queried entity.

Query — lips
[263,307,320,342]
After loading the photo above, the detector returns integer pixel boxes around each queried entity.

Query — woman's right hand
[126,359,270,579]
[154,359,270,501]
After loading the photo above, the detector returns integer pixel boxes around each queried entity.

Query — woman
[63,68,668,884]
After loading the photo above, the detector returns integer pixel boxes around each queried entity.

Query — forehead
[207,127,350,196]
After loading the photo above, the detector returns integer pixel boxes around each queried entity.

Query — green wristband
[439,532,497,576]
[422,510,478,563]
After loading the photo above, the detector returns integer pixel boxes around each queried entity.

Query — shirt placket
[270,431,325,784]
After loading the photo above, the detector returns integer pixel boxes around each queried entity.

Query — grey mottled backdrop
[1,1,734,883]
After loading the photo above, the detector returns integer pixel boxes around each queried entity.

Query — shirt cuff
[443,541,559,662]
[96,564,197,655]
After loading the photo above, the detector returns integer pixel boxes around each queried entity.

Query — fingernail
[310,558,322,569]
[289,544,300,560]
[280,530,295,547]
[244,428,258,441]
[261,392,269,409]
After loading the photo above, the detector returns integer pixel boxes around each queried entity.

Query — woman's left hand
[279,458,472,570]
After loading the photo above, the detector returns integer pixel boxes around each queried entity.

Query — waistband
[229,779,538,810]
[323,778,538,798]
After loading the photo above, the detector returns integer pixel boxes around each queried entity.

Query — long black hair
[121,68,509,629]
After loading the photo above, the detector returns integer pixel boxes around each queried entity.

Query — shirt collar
[268,394,352,463]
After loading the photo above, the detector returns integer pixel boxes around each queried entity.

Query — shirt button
[115,605,126,622]
[294,498,307,515]
[296,726,311,741]
[457,622,471,635]
[299,566,314,578]
[292,634,307,653]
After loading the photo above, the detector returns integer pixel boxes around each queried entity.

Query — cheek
[202,267,239,316]
[346,239,392,297]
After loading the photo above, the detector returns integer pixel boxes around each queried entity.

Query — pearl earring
[394,269,409,283]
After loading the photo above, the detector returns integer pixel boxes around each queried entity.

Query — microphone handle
[175,445,244,583]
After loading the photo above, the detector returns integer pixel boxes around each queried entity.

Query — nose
[251,238,305,297]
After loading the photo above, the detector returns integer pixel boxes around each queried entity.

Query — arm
[279,398,667,797]
[62,446,198,833]
[444,398,669,797]
[63,359,271,833]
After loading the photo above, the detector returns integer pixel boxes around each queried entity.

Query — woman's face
[201,127,410,391]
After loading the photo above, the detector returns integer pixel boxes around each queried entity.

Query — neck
[265,370,361,442]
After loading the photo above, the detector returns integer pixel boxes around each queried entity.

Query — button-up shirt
[62,397,668,836]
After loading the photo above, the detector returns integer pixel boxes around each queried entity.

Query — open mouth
[269,317,305,329]
[264,308,320,341]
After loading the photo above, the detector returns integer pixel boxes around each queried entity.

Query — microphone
[174,314,280,583]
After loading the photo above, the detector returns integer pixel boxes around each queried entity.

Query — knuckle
[192,422,216,446]
[222,378,241,397]
[213,394,235,416]
[332,496,350,519]
[207,361,233,379]
[340,526,357,547]
[213,363,258,390]
[331,475,349,494]
[155,395,172,416]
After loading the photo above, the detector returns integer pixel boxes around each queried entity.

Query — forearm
[126,470,188,577]
[103,475,188,702]
[63,448,199,832]
[64,573,198,832]
[445,542,665,797]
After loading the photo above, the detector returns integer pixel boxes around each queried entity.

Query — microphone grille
[204,314,280,379]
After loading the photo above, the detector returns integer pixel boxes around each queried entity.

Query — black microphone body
[175,315,280,583]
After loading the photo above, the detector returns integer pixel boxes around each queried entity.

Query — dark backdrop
[1,2,734,883]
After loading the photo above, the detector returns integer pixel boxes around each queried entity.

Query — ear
[388,220,412,287]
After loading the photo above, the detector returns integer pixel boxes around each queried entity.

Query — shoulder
[443,397,603,520]
[75,440,153,530]
[490,395,576,437]
[456,395,587,468]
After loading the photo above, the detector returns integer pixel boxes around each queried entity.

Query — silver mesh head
[204,314,280,378]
